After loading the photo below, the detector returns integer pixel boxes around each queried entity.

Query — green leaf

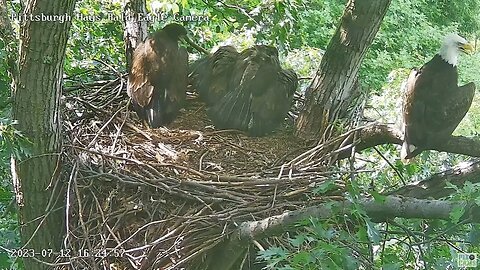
[0,252,11,268]
[449,204,466,224]
[468,227,480,245]
[382,263,402,270]
[313,180,337,194]
[258,246,289,260]
[365,219,381,244]
[291,251,312,266]
[289,234,306,248]
[370,190,386,203]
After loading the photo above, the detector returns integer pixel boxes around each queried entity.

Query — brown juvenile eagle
[190,45,240,106]
[190,45,298,136]
[401,33,475,160]
[127,23,188,128]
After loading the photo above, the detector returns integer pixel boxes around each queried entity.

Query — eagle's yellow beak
[460,42,475,54]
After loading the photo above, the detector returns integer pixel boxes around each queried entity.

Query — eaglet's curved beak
[460,42,475,54]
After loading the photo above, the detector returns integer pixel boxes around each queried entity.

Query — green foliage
[0,39,11,115]
[0,7,18,268]
[0,39,25,263]
[0,120,22,269]
[290,0,344,49]
[65,0,125,82]
[0,234,21,270]
[177,0,305,54]
[257,217,362,269]
[363,0,450,91]
[288,0,480,90]
[420,0,480,34]
[0,119,32,161]
[456,53,480,136]
[257,182,377,269]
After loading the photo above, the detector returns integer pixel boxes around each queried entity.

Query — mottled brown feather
[207,45,298,136]
[127,23,187,128]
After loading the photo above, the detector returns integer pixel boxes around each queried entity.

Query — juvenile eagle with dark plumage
[401,33,475,160]
[127,23,188,128]
[191,45,298,136]
[190,45,240,106]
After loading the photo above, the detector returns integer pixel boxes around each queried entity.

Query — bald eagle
[401,33,475,160]
[127,23,188,128]
[191,45,298,136]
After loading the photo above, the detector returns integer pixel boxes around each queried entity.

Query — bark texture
[389,160,480,199]
[295,0,391,140]
[11,1,76,269]
[333,123,480,160]
[123,0,148,71]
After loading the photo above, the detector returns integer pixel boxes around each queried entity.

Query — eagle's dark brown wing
[208,79,252,131]
[127,24,187,128]
[402,68,424,159]
[432,82,475,137]
[207,46,269,131]
[208,45,296,136]
[189,57,210,95]
[189,46,239,105]
[249,69,298,136]
[206,47,256,131]
[159,46,188,124]
[127,39,159,108]
[206,46,239,105]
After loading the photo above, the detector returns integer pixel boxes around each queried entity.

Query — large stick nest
[57,67,352,269]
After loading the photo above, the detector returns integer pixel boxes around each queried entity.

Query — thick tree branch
[388,160,480,199]
[338,123,480,158]
[201,159,480,269]
[207,196,480,269]
[238,196,479,238]
[12,1,76,269]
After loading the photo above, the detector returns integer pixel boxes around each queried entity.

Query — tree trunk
[123,0,148,71]
[10,1,76,269]
[295,0,391,140]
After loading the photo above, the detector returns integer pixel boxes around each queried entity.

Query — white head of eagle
[439,33,475,66]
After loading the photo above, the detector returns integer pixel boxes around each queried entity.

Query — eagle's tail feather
[400,141,411,163]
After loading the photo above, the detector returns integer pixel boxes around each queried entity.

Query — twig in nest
[86,103,128,148]
[71,162,99,269]
[67,145,143,165]
[152,162,207,179]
